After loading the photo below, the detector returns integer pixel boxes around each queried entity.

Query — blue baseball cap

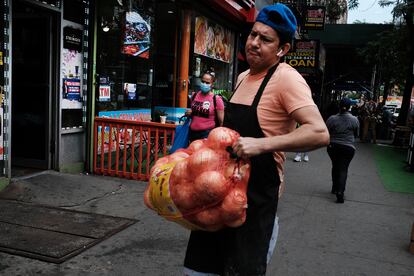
[340,98,352,109]
[256,3,297,40]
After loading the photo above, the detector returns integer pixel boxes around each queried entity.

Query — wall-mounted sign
[63,27,83,52]
[194,16,234,63]
[121,11,151,59]
[303,6,326,30]
[284,40,319,69]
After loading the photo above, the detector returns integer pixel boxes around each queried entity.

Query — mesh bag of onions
[144,127,251,232]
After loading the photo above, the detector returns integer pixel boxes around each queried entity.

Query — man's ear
[276,49,283,57]
[277,43,291,57]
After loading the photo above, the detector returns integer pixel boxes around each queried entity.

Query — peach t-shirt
[230,63,316,181]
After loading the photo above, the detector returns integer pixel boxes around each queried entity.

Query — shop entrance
[11,1,58,172]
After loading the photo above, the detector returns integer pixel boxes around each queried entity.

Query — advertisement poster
[62,26,83,109]
[62,49,83,109]
[99,109,151,121]
[63,78,81,101]
[124,83,137,100]
[194,16,234,63]
[284,40,319,69]
[98,76,111,102]
[99,85,111,102]
[303,6,326,30]
[121,11,151,58]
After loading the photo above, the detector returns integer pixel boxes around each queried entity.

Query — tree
[325,0,348,23]
[350,0,414,128]
[357,27,407,102]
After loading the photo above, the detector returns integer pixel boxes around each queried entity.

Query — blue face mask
[200,83,211,94]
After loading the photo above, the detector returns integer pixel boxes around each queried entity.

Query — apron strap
[228,75,247,102]
[251,63,279,108]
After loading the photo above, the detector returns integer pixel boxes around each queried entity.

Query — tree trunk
[381,77,391,105]
[396,2,413,127]
[393,1,414,145]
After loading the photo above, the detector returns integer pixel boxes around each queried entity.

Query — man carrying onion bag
[183,3,329,275]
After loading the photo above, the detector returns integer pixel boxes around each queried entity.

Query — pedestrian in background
[183,3,329,275]
[326,98,359,203]
[360,98,377,143]
[186,70,224,142]
[293,123,309,162]
[293,152,309,162]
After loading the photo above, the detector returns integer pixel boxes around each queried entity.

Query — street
[0,142,413,275]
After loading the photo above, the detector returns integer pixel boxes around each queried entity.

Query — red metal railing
[93,117,176,181]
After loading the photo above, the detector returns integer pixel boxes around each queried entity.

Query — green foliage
[155,109,167,116]
[325,0,347,22]
[348,0,359,10]
[352,0,412,22]
[215,90,233,102]
[358,26,407,83]
[153,109,167,123]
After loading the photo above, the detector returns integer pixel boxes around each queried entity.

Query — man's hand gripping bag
[144,127,251,231]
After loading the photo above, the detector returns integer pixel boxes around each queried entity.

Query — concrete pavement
[0,142,413,275]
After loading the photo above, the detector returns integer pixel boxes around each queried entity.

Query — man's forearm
[260,124,329,153]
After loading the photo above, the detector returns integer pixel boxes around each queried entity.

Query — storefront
[91,0,255,170]
[0,0,255,183]
[1,0,91,181]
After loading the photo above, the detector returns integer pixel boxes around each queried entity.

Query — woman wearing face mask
[187,71,225,142]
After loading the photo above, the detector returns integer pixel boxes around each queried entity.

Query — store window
[96,0,155,119]
[190,14,235,97]
[152,0,177,108]
[62,0,88,129]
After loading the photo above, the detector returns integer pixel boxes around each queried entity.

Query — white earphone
[277,49,283,57]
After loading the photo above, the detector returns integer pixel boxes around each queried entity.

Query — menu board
[121,11,151,59]
[194,16,234,63]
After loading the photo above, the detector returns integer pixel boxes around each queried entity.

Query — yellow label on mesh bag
[149,162,202,230]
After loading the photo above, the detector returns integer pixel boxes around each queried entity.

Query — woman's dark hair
[203,68,215,81]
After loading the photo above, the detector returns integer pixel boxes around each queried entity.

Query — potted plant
[154,109,168,123]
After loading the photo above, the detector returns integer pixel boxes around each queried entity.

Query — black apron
[184,64,281,276]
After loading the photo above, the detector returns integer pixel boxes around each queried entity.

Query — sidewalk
[0,142,413,275]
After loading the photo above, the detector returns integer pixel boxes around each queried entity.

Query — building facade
[0,0,255,185]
